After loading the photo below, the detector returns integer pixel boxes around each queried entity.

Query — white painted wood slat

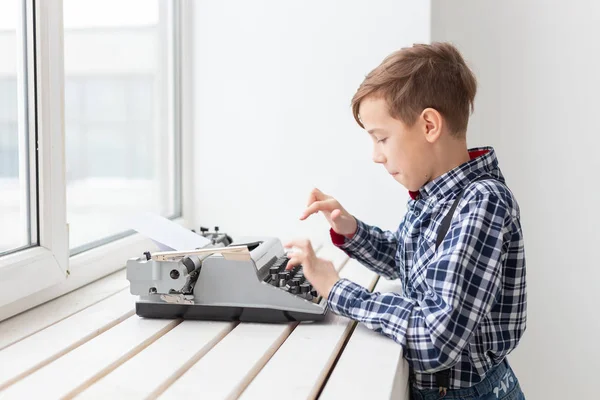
[0,269,128,350]
[0,316,178,399]
[77,320,236,400]
[0,289,133,391]
[239,259,379,400]
[319,278,410,400]
[157,322,295,400]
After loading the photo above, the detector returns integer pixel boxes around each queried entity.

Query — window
[0,1,35,256]
[0,0,187,320]
[63,0,181,253]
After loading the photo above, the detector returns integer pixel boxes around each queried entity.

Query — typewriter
[126,227,327,323]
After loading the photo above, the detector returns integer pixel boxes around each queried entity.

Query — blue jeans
[410,360,526,400]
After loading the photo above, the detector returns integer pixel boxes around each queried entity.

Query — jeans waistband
[410,359,509,400]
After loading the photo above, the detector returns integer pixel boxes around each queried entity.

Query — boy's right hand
[300,188,357,238]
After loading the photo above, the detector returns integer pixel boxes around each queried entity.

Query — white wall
[191,0,430,243]
[431,1,600,398]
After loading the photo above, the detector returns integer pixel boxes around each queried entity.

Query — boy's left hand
[284,239,340,299]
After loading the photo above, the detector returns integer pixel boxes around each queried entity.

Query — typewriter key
[278,270,290,287]
[300,283,311,299]
[269,266,280,285]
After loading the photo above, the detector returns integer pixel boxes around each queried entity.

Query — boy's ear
[420,108,443,143]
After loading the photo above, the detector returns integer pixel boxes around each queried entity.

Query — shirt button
[414,211,420,217]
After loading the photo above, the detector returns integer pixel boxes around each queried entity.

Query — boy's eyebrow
[367,128,386,135]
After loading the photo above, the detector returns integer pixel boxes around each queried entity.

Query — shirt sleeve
[326,193,509,372]
[330,217,402,280]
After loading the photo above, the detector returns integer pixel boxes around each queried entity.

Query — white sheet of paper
[128,212,210,251]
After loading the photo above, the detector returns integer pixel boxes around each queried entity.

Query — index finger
[285,253,304,270]
[306,188,326,207]
[300,199,336,220]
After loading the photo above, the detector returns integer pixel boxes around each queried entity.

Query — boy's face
[359,96,434,192]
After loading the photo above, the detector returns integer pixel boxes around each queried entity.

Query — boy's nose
[372,150,386,164]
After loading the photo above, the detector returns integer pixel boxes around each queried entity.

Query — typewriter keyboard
[264,255,319,301]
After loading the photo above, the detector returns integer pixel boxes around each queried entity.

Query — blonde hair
[351,42,477,135]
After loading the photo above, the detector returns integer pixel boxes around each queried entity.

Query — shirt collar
[408,146,505,201]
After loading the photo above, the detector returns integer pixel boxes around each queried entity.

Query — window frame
[0,0,193,322]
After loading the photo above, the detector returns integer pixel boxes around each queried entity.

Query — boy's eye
[377,138,388,144]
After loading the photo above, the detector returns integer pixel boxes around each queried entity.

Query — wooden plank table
[0,243,409,399]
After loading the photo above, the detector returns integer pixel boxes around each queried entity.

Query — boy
[285,42,527,399]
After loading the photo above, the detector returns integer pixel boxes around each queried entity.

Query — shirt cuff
[329,228,347,246]
[329,218,369,251]
[326,278,370,318]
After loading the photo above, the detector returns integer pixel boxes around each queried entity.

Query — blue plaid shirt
[327,146,527,390]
